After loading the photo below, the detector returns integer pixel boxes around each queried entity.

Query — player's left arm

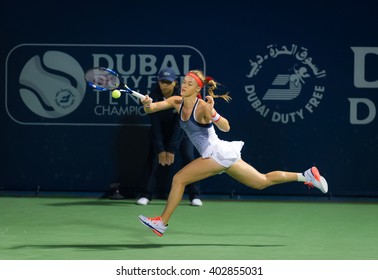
[203,96,230,132]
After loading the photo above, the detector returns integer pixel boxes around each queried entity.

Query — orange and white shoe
[138,215,167,236]
[304,166,328,193]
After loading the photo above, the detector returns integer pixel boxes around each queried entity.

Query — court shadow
[44,200,137,207]
[44,200,168,207]
[10,243,286,250]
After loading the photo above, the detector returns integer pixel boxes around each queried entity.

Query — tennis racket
[84,67,146,99]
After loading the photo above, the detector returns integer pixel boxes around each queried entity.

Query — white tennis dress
[179,99,244,168]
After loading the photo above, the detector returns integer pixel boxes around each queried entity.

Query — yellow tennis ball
[112,90,121,99]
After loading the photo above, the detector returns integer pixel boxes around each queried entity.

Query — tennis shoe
[304,166,328,193]
[138,215,167,236]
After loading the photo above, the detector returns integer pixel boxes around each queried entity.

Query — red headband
[186,72,204,88]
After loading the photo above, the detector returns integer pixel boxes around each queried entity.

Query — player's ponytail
[204,76,231,102]
[189,70,231,102]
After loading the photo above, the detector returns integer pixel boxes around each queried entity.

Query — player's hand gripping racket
[84,67,147,100]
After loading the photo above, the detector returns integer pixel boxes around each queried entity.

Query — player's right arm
[142,95,181,113]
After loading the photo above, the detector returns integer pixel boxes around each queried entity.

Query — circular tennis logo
[244,44,327,124]
[19,51,86,118]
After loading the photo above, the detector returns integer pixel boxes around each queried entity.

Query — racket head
[84,67,123,91]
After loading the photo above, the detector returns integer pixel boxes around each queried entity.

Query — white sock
[297,173,305,182]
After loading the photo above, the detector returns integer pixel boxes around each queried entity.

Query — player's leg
[226,160,327,193]
[226,159,299,189]
[139,157,224,235]
[160,157,224,224]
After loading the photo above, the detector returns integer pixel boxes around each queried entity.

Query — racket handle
[131,91,146,99]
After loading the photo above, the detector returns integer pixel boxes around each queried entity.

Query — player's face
[181,75,200,97]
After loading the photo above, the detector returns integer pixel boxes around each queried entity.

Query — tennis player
[136,68,203,207]
[139,70,328,236]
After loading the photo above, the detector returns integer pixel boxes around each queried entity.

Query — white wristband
[212,112,221,122]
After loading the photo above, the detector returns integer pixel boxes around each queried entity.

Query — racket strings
[85,68,121,90]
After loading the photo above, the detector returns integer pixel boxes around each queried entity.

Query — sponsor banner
[5,44,205,126]
[349,47,378,125]
[244,44,327,124]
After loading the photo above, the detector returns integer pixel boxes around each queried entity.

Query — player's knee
[172,174,187,188]
[250,176,270,190]
[252,183,267,190]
